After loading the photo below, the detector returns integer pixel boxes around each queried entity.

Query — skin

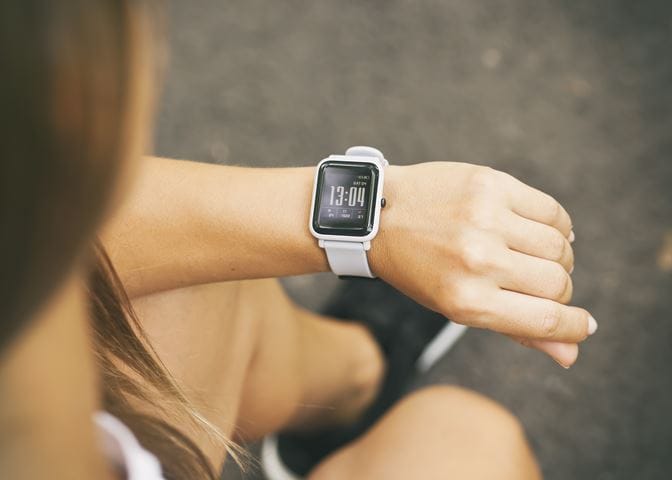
[2,5,592,478]
[130,278,387,464]
[0,270,116,480]
[104,157,596,368]
[130,274,541,479]
[375,162,594,366]
[309,386,541,480]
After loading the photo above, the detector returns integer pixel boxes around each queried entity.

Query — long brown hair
[0,1,238,478]
[90,244,238,479]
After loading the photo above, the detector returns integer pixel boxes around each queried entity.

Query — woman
[1,1,596,478]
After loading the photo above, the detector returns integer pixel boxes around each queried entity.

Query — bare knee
[403,385,527,442]
[383,386,533,465]
[311,386,540,480]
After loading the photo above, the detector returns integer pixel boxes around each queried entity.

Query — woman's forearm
[103,154,597,368]
[102,156,328,298]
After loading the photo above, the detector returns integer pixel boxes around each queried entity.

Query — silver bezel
[309,154,386,245]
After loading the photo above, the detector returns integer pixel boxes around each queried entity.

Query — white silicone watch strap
[316,146,387,278]
[322,240,375,278]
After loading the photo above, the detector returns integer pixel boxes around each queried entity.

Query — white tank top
[94,411,167,480]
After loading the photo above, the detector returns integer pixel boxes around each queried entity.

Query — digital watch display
[309,146,388,278]
[312,162,379,236]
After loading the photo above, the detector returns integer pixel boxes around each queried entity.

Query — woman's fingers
[509,335,579,368]
[498,249,574,304]
[501,172,573,237]
[502,211,574,272]
[480,289,597,342]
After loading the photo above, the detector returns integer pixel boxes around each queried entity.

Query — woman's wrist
[368,165,405,279]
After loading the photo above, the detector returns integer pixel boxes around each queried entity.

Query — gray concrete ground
[156,2,672,479]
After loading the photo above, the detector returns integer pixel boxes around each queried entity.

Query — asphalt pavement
[156,2,672,479]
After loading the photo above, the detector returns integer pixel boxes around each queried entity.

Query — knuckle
[547,231,567,262]
[469,166,498,194]
[545,265,569,300]
[461,241,491,272]
[469,205,496,231]
[547,196,562,222]
[493,168,513,182]
[539,305,562,338]
[460,202,480,224]
[566,247,575,268]
[449,283,483,317]
[560,276,574,304]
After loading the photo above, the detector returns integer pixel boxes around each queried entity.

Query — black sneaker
[261,279,467,479]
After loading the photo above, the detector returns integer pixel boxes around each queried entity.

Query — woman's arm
[102,156,328,298]
[103,155,596,367]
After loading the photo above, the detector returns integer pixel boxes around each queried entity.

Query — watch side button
[381,197,387,208]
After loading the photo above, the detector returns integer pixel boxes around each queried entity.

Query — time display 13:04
[329,185,367,207]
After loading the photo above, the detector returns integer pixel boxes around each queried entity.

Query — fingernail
[554,358,571,369]
[569,265,574,274]
[569,230,576,243]
[587,316,598,335]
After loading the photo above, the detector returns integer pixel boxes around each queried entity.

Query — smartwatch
[309,146,388,278]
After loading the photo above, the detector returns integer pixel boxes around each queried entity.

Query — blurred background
[155,1,672,479]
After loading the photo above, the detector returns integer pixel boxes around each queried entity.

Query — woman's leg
[130,278,384,464]
[309,386,542,480]
[132,279,540,478]
[232,279,385,439]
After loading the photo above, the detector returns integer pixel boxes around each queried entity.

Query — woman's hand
[370,162,597,368]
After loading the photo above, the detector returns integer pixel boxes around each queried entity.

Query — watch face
[312,161,379,236]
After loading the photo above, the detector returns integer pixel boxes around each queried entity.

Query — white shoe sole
[261,434,304,480]
[415,322,468,373]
